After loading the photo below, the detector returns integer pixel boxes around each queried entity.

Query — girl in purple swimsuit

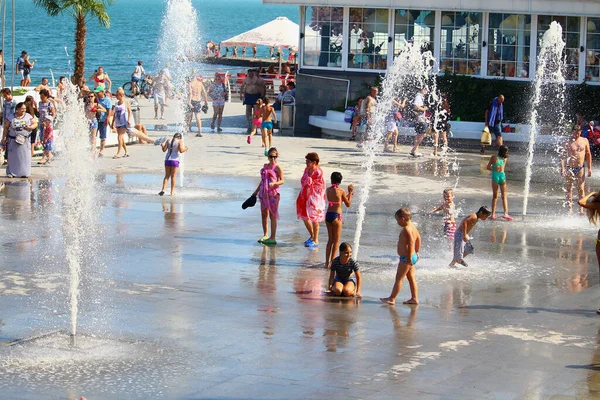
[159,132,189,196]
[253,147,285,246]
[325,172,354,268]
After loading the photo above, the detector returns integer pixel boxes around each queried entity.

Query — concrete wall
[264,0,600,17]
[295,69,378,136]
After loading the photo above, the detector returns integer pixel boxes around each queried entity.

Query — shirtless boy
[260,98,277,154]
[561,124,592,213]
[380,208,421,305]
[240,70,266,134]
[449,206,491,268]
[187,75,209,137]
[34,77,51,93]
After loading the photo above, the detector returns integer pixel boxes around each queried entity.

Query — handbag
[14,134,26,145]
[241,194,257,209]
[480,126,492,145]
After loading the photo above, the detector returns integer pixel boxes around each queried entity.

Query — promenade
[0,96,600,400]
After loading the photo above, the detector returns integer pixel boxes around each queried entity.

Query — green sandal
[261,239,277,246]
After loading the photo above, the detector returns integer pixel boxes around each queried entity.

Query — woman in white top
[159,132,189,196]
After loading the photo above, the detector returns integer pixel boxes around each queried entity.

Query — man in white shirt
[131,60,146,97]
[410,87,430,157]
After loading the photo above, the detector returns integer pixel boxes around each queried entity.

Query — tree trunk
[73,11,86,87]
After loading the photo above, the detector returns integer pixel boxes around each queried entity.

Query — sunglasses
[268,155,278,159]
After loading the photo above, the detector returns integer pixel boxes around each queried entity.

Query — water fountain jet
[522,21,567,216]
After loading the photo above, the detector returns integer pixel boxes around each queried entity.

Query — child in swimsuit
[450,206,491,268]
[253,147,285,246]
[260,98,277,156]
[486,145,512,221]
[380,208,421,305]
[431,188,456,239]
[324,172,354,268]
[247,98,263,145]
[328,242,362,298]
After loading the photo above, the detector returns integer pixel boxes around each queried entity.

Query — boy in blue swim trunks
[381,208,421,305]
[328,242,362,298]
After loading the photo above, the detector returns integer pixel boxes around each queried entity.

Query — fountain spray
[353,41,437,258]
[158,0,201,188]
[522,21,567,216]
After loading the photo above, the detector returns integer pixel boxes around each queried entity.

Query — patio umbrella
[221,16,299,71]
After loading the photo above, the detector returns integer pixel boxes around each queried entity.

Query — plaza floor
[0,100,599,400]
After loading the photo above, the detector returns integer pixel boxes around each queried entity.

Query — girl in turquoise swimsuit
[486,145,512,221]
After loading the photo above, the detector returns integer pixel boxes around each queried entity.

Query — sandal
[261,239,277,246]
[502,215,513,221]
[123,154,130,158]
[158,191,164,196]
[113,155,121,159]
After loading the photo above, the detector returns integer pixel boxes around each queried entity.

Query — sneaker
[410,152,423,158]
[457,259,469,267]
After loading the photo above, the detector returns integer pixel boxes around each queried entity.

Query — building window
[440,12,482,75]
[303,6,344,68]
[537,15,580,81]
[393,10,435,55]
[487,14,531,78]
[586,18,600,82]
[348,8,389,70]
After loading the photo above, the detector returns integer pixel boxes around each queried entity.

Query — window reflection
[487,14,531,78]
[440,12,482,75]
[586,18,600,82]
[394,10,435,55]
[303,6,344,68]
[348,8,389,70]
[537,15,580,80]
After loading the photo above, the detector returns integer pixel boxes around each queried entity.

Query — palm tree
[32,0,114,87]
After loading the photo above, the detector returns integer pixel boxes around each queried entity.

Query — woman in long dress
[5,102,37,178]
[296,152,326,248]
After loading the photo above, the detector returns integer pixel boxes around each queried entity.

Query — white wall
[263,0,600,17]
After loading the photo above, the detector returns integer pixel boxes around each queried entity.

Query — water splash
[56,83,101,336]
[522,21,567,216]
[353,41,437,257]
[157,0,200,188]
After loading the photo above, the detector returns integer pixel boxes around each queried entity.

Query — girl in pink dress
[296,152,326,248]
[254,147,285,246]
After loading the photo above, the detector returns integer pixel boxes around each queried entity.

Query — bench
[308,112,559,145]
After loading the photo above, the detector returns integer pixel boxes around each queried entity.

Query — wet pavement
[0,134,600,399]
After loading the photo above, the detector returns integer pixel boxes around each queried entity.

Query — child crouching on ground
[449,206,491,268]
[381,208,421,305]
[328,242,362,298]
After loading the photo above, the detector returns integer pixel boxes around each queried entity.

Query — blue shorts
[131,76,140,83]
[98,122,108,140]
[399,253,419,265]
[491,123,502,138]
[261,121,273,130]
[333,276,356,286]
[43,140,53,152]
[89,119,98,131]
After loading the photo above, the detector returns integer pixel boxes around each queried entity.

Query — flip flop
[502,215,513,221]
[490,215,497,220]
[257,237,268,243]
[113,155,121,159]
[261,239,277,246]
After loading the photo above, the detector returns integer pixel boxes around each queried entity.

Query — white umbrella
[221,16,298,72]
[221,16,299,49]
